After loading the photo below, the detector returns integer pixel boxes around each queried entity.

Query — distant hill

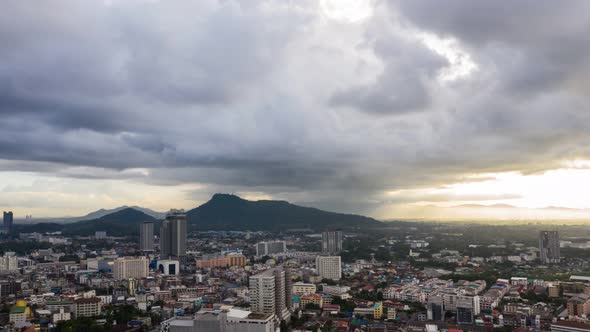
[68,205,165,221]
[63,208,158,236]
[186,193,382,230]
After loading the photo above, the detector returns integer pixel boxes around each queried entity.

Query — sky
[2,0,590,220]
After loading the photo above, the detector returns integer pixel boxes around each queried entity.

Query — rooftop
[10,307,26,314]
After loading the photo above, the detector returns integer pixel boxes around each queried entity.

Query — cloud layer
[1,0,590,216]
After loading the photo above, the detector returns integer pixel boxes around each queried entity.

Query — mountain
[186,193,382,230]
[63,207,158,235]
[69,205,165,221]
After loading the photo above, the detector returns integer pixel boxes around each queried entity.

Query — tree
[321,319,334,332]
[305,303,321,310]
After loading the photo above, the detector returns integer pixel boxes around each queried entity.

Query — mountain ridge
[186,193,382,230]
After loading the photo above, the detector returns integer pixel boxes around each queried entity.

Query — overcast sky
[2,0,590,219]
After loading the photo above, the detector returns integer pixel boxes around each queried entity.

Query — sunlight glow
[419,33,477,82]
[320,0,373,23]
[439,168,590,209]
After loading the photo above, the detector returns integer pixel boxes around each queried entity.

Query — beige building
[549,284,560,298]
[75,298,101,318]
[568,294,590,318]
[113,257,149,280]
[315,256,341,280]
[300,294,323,308]
[292,282,316,296]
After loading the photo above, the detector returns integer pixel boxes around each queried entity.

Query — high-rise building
[3,211,13,234]
[113,257,149,280]
[427,295,444,321]
[256,241,287,256]
[539,230,560,264]
[456,295,480,325]
[139,221,154,252]
[0,252,17,272]
[160,209,187,259]
[315,255,341,280]
[249,268,291,321]
[322,231,343,254]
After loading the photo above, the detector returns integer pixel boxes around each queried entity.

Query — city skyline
[2,1,590,222]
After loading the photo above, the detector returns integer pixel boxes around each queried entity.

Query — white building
[315,256,341,280]
[0,252,17,272]
[52,307,71,323]
[113,257,149,280]
[249,268,290,321]
[256,241,287,256]
[161,308,276,332]
[157,259,180,276]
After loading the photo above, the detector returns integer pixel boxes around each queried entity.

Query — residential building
[322,231,343,254]
[0,252,17,272]
[113,257,149,280]
[249,268,290,321]
[52,307,71,323]
[353,302,383,319]
[140,221,154,251]
[539,231,560,264]
[9,306,25,323]
[427,295,444,321]
[255,241,287,256]
[300,294,323,309]
[456,295,480,324]
[549,284,560,298]
[292,282,316,296]
[568,294,590,318]
[160,209,187,259]
[46,301,75,315]
[74,297,101,318]
[322,285,351,299]
[196,253,247,268]
[161,308,276,332]
[315,255,341,280]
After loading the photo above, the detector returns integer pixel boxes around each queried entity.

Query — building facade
[113,257,149,280]
[74,297,101,318]
[321,231,343,254]
[249,268,290,321]
[160,209,187,259]
[0,252,17,272]
[3,211,13,234]
[315,255,341,280]
[539,230,560,264]
[139,221,154,251]
[196,254,247,269]
[255,241,287,256]
[292,282,316,296]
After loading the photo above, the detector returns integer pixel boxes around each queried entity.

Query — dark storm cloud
[330,23,448,114]
[2,0,590,214]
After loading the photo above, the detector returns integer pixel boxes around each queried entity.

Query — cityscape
[2,1,590,332]
[1,199,590,332]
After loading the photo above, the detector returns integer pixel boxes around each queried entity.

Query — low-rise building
[9,306,26,323]
[300,294,323,309]
[74,297,101,318]
[292,282,316,296]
